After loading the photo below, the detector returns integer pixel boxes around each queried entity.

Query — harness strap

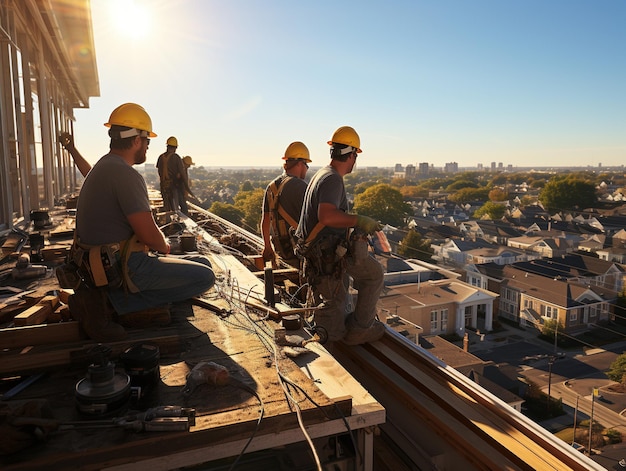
[75,234,147,293]
[88,247,108,287]
[268,176,299,229]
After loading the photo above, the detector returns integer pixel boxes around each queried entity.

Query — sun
[109,0,152,40]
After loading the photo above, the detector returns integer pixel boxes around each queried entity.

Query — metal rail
[331,329,605,470]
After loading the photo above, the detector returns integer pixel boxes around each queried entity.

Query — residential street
[468,324,626,435]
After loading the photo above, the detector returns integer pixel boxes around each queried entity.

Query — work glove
[355,215,381,234]
[59,132,74,151]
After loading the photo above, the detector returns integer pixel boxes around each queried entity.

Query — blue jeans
[108,252,214,315]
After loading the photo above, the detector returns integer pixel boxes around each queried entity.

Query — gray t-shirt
[76,153,150,245]
[295,165,347,241]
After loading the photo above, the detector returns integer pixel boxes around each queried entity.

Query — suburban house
[378,279,498,338]
[432,238,495,266]
[507,234,575,258]
[501,265,615,333]
[464,254,623,333]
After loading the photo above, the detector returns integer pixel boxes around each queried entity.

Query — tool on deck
[11,253,47,280]
[11,405,196,433]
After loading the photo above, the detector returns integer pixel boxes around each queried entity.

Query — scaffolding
[0,0,98,231]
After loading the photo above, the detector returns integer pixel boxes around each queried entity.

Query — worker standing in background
[67,103,214,342]
[156,136,186,212]
[295,126,384,345]
[179,155,195,216]
[261,142,311,268]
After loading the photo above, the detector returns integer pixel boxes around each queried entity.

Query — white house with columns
[379,279,498,337]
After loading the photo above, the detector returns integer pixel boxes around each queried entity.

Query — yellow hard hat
[104,103,156,137]
[282,141,311,162]
[182,156,194,166]
[166,136,178,147]
[328,126,361,153]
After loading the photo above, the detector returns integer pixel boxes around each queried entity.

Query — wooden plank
[13,295,59,326]
[0,322,82,349]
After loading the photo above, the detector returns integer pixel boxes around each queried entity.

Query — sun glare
[110,0,152,39]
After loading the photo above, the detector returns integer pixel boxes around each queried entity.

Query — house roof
[381,279,498,309]
[512,254,623,279]
[502,266,617,308]
[468,369,524,405]
[418,335,485,371]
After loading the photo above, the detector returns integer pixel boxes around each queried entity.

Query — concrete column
[471,304,478,329]
[456,306,464,337]
[485,302,493,331]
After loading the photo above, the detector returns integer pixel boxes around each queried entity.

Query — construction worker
[69,103,214,342]
[295,126,385,345]
[179,155,195,215]
[156,136,186,212]
[261,142,311,268]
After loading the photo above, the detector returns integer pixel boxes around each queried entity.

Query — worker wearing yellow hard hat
[261,141,311,269]
[155,135,189,214]
[68,103,214,342]
[294,125,384,346]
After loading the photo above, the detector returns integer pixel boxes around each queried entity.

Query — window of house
[441,309,448,331]
[430,310,438,333]
[570,310,577,322]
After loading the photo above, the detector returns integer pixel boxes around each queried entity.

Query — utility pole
[588,388,597,456]
[547,356,555,416]
[572,395,578,446]
[554,320,558,353]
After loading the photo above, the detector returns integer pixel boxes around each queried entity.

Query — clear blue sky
[73,0,626,170]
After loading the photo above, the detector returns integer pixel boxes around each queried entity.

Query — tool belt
[57,235,147,292]
[297,233,348,285]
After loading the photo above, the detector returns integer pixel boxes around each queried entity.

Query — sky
[73,0,626,170]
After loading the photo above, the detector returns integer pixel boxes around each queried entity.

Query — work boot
[342,319,386,346]
[117,306,171,329]
[68,288,127,342]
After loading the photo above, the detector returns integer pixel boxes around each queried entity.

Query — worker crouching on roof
[68,103,215,342]
[294,126,385,345]
[261,142,311,269]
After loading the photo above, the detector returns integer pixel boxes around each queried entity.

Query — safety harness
[266,176,301,260]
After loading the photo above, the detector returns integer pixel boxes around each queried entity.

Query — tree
[607,353,626,384]
[473,201,506,220]
[234,188,265,234]
[397,230,434,261]
[353,184,412,227]
[448,187,490,204]
[209,201,244,226]
[538,177,597,212]
[488,188,508,201]
[541,318,561,338]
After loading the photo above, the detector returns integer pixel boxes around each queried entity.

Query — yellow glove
[355,215,381,234]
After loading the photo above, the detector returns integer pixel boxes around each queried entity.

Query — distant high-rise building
[406,164,415,177]
[491,162,496,171]
[507,164,513,172]
[394,163,403,172]
[498,162,503,169]
[419,162,429,175]
[477,163,483,170]
[444,162,458,173]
